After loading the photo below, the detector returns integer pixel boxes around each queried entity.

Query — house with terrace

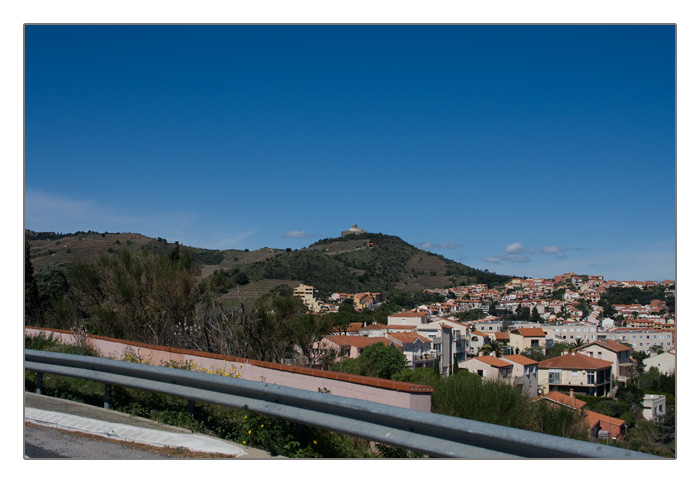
[573,339,634,384]
[466,330,492,357]
[386,332,435,369]
[413,317,469,364]
[537,352,613,397]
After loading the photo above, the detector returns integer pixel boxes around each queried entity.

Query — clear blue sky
[24,25,676,282]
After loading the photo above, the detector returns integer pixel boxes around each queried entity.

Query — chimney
[570,388,575,404]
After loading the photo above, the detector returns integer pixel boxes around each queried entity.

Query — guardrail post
[295,422,307,442]
[187,399,195,416]
[104,384,112,410]
[35,372,43,395]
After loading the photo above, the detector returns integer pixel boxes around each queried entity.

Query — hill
[25,229,512,302]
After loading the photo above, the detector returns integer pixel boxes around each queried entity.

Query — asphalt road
[24,423,183,459]
[23,392,273,459]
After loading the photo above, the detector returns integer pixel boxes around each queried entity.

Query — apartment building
[599,328,675,352]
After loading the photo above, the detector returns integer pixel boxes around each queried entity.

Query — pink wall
[25,327,432,412]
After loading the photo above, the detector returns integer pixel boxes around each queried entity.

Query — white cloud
[484,253,531,264]
[440,242,462,250]
[541,245,568,254]
[284,230,309,238]
[416,241,462,250]
[505,242,534,254]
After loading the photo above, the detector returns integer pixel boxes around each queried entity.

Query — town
[291,272,675,443]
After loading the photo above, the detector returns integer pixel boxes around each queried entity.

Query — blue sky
[24,25,676,282]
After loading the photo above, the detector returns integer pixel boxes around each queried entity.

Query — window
[572,370,578,378]
[598,352,602,359]
[548,370,562,384]
[587,371,596,384]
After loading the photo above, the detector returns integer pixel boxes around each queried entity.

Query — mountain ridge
[25,229,514,301]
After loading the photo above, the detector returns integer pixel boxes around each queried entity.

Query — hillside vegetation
[26,229,511,303]
[25,228,511,362]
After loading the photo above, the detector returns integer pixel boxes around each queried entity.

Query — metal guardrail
[24,349,660,459]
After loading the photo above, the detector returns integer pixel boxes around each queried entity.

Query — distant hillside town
[289,269,675,444]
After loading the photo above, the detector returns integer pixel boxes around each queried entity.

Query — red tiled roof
[578,339,632,353]
[584,410,626,436]
[501,354,538,366]
[538,353,612,370]
[516,328,546,337]
[537,391,588,411]
[388,332,431,344]
[474,355,513,368]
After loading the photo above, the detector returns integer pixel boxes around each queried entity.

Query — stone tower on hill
[341,224,367,237]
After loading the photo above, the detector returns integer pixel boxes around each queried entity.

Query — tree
[290,311,338,368]
[333,343,407,380]
[570,338,585,349]
[488,301,500,316]
[479,340,505,358]
[67,248,199,346]
[528,401,589,441]
[457,309,485,322]
[24,240,41,323]
[431,372,530,429]
[521,346,545,362]
[515,304,530,321]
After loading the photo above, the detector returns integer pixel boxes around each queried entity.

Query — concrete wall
[25,327,433,412]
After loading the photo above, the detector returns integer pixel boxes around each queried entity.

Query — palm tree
[570,338,586,349]
[479,340,505,357]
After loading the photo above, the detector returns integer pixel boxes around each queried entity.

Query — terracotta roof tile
[501,354,538,366]
[538,390,587,410]
[516,327,546,337]
[474,355,513,368]
[538,353,612,370]
[578,339,632,353]
[388,332,431,344]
